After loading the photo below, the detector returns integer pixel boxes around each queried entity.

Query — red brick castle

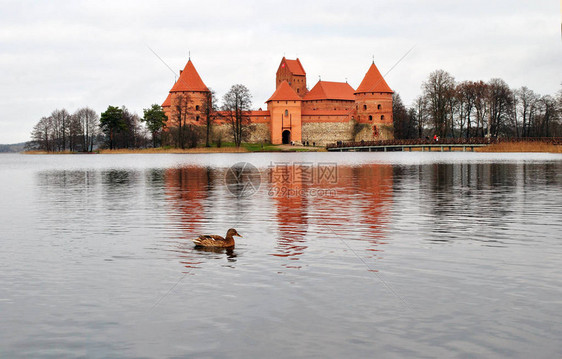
[162,57,394,145]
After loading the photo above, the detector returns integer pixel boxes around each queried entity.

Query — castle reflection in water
[163,163,394,268]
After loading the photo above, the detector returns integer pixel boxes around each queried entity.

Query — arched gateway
[282,130,291,144]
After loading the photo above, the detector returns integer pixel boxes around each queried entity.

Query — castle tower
[267,81,302,144]
[163,59,210,127]
[276,57,307,96]
[354,61,394,139]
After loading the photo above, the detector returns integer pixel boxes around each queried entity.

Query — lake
[1,152,561,358]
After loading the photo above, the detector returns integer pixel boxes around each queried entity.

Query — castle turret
[276,57,307,96]
[166,59,210,127]
[354,61,394,139]
[267,81,302,144]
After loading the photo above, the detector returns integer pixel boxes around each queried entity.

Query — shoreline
[20,141,562,155]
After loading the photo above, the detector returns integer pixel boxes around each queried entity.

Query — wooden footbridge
[326,138,562,152]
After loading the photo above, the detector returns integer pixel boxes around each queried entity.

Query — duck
[192,228,242,248]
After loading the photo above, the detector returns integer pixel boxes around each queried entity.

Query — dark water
[1,152,561,358]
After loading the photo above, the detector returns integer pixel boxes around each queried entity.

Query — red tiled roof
[170,60,209,93]
[303,81,355,101]
[355,62,393,94]
[266,81,302,102]
[280,57,306,76]
[162,92,171,107]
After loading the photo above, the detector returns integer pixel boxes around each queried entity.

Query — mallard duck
[192,228,242,248]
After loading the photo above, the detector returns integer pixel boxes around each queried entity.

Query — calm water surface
[1,152,561,358]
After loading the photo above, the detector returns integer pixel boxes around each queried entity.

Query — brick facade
[162,57,394,146]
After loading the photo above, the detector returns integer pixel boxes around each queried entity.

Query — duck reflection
[164,166,212,234]
[193,246,238,261]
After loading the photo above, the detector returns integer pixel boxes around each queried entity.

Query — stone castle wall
[211,123,270,144]
[301,121,394,146]
[301,122,354,146]
[167,120,391,147]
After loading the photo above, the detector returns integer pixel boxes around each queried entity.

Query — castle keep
[162,57,394,145]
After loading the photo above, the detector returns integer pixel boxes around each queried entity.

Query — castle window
[285,110,289,116]
[377,104,381,110]
[196,115,200,122]
[196,105,200,111]
[369,115,373,121]
[381,115,385,120]
[363,105,367,110]
[297,88,300,93]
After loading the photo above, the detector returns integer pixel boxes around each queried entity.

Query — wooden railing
[326,137,562,149]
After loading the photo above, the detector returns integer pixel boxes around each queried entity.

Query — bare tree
[535,95,558,137]
[172,93,191,149]
[68,114,82,152]
[74,107,99,152]
[31,116,54,151]
[413,95,427,138]
[202,89,217,147]
[456,81,477,138]
[488,78,514,138]
[50,109,71,151]
[422,70,455,137]
[222,84,252,147]
[473,81,489,137]
[393,93,411,139]
[515,87,538,137]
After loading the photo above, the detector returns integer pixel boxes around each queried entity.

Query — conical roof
[170,60,209,93]
[266,80,302,102]
[162,92,171,107]
[355,62,393,94]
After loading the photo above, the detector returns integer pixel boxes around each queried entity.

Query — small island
[24,56,561,154]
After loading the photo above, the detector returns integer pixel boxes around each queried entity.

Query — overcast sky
[0,0,560,143]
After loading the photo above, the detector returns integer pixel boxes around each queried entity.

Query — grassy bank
[98,146,247,154]
[476,141,562,153]
[25,142,326,154]
[24,141,560,154]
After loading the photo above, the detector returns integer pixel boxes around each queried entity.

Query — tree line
[393,69,562,139]
[28,84,253,152]
[28,106,158,152]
